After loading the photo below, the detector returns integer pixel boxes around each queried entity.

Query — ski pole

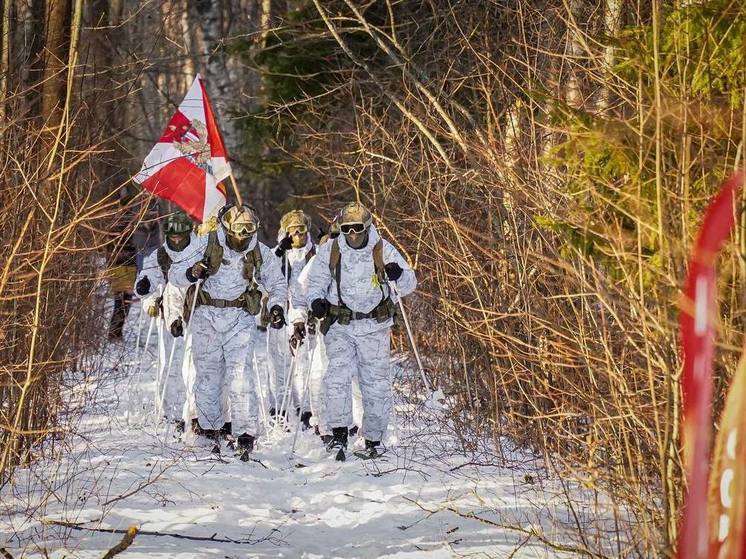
[128,314,155,425]
[389,281,432,393]
[290,334,319,456]
[158,334,178,419]
[277,347,299,431]
[134,302,144,358]
[252,330,270,433]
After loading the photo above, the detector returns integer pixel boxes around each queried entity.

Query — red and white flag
[678,170,744,559]
[133,75,231,222]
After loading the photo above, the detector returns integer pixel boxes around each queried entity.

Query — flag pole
[228,172,243,206]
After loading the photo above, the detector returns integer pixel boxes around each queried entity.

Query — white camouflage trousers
[190,306,259,436]
[323,324,391,442]
[311,334,363,436]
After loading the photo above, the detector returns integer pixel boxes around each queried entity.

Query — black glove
[306,317,317,336]
[274,235,293,258]
[170,318,184,338]
[289,322,306,353]
[384,262,403,281]
[135,276,151,296]
[186,260,210,282]
[269,305,286,329]
[311,298,329,319]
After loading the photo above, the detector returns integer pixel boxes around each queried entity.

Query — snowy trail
[0,303,587,558]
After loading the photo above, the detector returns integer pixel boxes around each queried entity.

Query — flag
[678,170,744,559]
[708,340,746,558]
[133,75,231,222]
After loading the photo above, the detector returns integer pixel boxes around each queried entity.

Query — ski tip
[335,448,346,462]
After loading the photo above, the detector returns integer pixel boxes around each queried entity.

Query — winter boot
[220,421,232,439]
[354,439,381,460]
[236,433,255,462]
[300,411,313,431]
[174,419,186,434]
[199,429,221,454]
[191,418,204,435]
[349,425,359,438]
[326,427,348,461]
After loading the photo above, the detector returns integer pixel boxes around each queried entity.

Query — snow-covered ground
[0,302,610,558]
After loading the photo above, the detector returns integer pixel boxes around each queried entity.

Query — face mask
[166,233,190,252]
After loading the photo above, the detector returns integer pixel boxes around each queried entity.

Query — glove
[187,260,210,282]
[170,318,184,338]
[311,298,329,319]
[274,235,293,258]
[306,317,317,336]
[384,262,403,281]
[146,302,159,318]
[289,322,306,353]
[269,305,286,329]
[135,276,151,296]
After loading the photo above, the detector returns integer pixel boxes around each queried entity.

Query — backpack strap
[305,246,316,264]
[156,246,172,279]
[372,240,385,284]
[203,231,224,275]
[242,244,263,286]
[328,239,344,307]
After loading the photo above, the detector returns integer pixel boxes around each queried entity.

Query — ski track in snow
[0,302,602,558]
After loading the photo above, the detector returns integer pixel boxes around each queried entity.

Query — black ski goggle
[163,222,192,234]
[340,223,367,235]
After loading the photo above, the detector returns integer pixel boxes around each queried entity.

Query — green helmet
[163,212,193,251]
[162,211,193,235]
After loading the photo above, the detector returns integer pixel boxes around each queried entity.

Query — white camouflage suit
[267,233,315,415]
[134,238,197,422]
[297,254,363,435]
[169,228,287,436]
[305,225,416,442]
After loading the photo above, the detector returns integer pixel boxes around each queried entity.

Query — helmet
[339,202,372,235]
[162,211,193,235]
[280,209,311,236]
[218,204,259,239]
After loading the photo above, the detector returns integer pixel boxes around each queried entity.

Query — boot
[354,439,381,460]
[300,411,313,431]
[220,421,232,439]
[174,419,186,434]
[349,425,359,438]
[236,433,255,462]
[199,429,221,454]
[325,427,348,453]
[191,418,203,435]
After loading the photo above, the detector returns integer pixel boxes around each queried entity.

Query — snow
[0,302,609,558]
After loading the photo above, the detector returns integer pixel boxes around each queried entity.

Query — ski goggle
[340,222,367,235]
[287,224,308,235]
[227,221,258,238]
[163,221,192,235]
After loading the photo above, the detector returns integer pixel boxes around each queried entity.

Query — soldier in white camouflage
[304,202,417,459]
[268,210,318,429]
[169,204,287,458]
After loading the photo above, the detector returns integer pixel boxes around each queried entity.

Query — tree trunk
[41,0,72,131]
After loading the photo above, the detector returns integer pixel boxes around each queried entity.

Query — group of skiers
[132,202,416,461]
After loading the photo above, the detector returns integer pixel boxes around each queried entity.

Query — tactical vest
[184,231,264,321]
[320,238,397,333]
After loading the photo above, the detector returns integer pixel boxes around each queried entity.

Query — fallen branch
[101,526,138,559]
[43,519,279,546]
